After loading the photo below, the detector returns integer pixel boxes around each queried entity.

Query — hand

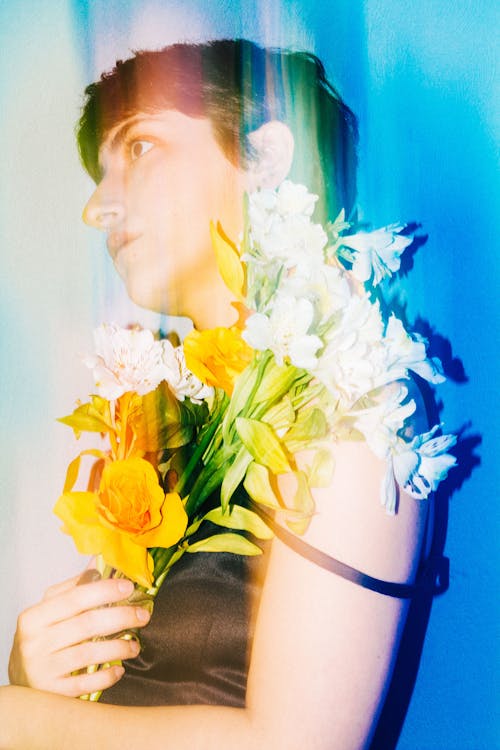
[8,570,151,698]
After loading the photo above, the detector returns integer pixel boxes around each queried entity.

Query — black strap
[258,507,444,599]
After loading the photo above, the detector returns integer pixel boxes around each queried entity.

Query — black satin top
[100,511,427,707]
[101,531,267,707]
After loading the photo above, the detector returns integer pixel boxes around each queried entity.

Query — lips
[106,231,141,259]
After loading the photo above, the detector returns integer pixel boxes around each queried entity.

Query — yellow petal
[210,221,245,300]
[138,492,188,548]
[54,491,118,563]
[100,531,154,587]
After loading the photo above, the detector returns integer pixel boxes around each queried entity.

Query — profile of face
[83,109,293,322]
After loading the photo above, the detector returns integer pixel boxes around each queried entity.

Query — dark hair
[77,39,358,219]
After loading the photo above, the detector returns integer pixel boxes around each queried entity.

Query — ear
[244,121,294,191]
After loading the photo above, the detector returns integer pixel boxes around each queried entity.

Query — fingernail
[77,569,101,585]
[136,608,151,623]
[113,666,125,678]
[117,579,134,595]
[130,640,140,655]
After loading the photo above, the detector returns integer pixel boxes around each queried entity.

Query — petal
[381,462,397,515]
[393,449,419,487]
[54,491,102,550]
[138,492,188,548]
[100,532,154,587]
[211,221,245,299]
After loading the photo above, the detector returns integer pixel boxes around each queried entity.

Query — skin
[82,110,248,328]
[2,109,431,750]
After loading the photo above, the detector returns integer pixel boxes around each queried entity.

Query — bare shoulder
[250,383,432,748]
[280,378,431,584]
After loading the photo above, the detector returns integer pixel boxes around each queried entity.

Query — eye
[129,139,155,161]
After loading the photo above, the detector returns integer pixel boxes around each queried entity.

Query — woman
[2,40,433,749]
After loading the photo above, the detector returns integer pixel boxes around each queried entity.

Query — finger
[76,569,102,586]
[56,637,140,677]
[49,604,151,652]
[23,578,136,632]
[56,664,126,699]
[42,572,97,601]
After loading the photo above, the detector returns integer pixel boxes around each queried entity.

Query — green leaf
[243,462,280,509]
[254,360,306,405]
[236,417,290,473]
[222,358,262,442]
[284,407,329,453]
[286,470,315,535]
[138,383,208,451]
[220,446,253,510]
[185,533,262,556]
[184,517,205,538]
[308,448,335,488]
[203,504,273,540]
[261,395,295,433]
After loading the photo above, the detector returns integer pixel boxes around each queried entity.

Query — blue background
[1,1,498,748]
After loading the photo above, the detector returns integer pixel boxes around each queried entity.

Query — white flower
[380,425,456,513]
[275,180,318,217]
[247,187,277,236]
[341,224,413,285]
[393,426,457,499]
[243,295,323,370]
[84,324,169,400]
[353,384,416,459]
[161,342,213,403]
[383,316,445,384]
[313,295,385,405]
[247,181,327,272]
[249,213,327,270]
[279,263,351,323]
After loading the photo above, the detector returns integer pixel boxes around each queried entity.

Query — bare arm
[1,436,429,750]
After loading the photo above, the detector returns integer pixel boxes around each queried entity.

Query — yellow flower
[210,221,245,300]
[184,326,254,395]
[54,457,187,587]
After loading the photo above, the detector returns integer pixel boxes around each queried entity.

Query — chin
[124,277,183,317]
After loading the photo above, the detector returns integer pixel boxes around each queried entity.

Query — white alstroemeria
[275,180,318,217]
[353,384,416,459]
[279,263,351,323]
[383,316,445,384]
[247,181,327,272]
[243,295,322,370]
[340,224,413,285]
[247,187,277,237]
[162,342,213,403]
[380,425,457,514]
[393,426,457,499]
[248,212,327,271]
[249,181,317,229]
[313,295,385,406]
[84,323,169,400]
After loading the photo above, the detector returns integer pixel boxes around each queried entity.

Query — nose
[82,178,126,230]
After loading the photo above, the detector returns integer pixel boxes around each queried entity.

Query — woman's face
[83,110,247,315]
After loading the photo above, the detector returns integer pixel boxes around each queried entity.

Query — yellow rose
[54,457,187,587]
[184,326,253,395]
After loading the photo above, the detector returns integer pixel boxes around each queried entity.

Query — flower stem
[174,398,226,497]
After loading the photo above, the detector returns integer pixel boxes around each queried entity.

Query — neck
[170,255,238,330]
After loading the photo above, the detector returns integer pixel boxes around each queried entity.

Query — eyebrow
[98,115,152,172]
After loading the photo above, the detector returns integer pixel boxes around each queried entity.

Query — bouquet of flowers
[55,180,457,699]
